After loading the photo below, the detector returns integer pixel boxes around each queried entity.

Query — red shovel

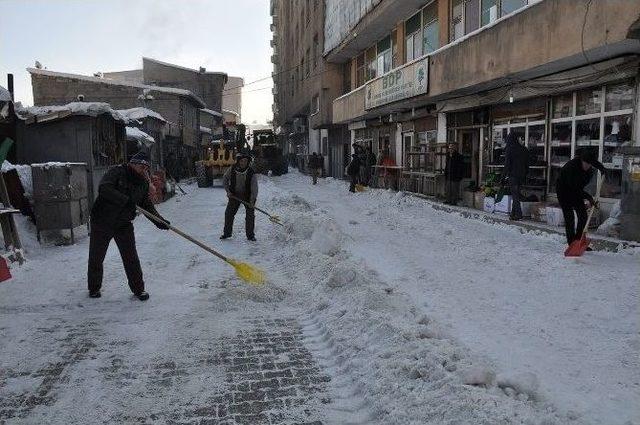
[564,175,602,257]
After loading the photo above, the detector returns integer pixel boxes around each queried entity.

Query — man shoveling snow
[87,152,170,301]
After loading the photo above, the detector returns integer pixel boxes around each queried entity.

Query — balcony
[332,86,366,124]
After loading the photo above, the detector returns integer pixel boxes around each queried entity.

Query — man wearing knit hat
[221,150,258,241]
[556,150,605,247]
[87,151,170,301]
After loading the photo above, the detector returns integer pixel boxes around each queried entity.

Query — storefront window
[528,124,545,165]
[605,80,635,112]
[510,126,526,144]
[422,1,439,54]
[553,93,573,118]
[575,118,600,147]
[481,0,498,26]
[550,122,572,165]
[602,114,631,199]
[576,87,603,116]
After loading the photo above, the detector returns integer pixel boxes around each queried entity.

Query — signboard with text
[365,59,429,110]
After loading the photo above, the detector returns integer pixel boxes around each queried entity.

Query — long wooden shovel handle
[136,206,229,262]
[229,195,283,225]
[581,171,604,235]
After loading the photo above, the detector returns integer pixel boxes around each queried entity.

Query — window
[552,93,573,118]
[464,0,480,34]
[422,1,439,54]
[376,36,392,76]
[576,87,602,115]
[605,81,635,111]
[365,46,377,80]
[405,12,422,61]
[481,0,498,26]
[451,0,464,41]
[501,0,526,15]
[313,34,318,69]
[356,54,365,87]
[391,29,399,68]
[311,94,319,114]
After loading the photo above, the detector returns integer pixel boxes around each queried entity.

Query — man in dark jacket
[556,150,605,246]
[503,133,530,220]
[444,143,464,205]
[346,153,361,193]
[88,152,170,300]
[221,151,259,241]
[309,152,321,185]
[363,147,377,186]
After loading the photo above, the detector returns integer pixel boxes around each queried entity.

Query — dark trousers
[223,198,255,238]
[446,180,460,204]
[558,196,588,244]
[88,221,144,294]
[312,167,320,185]
[349,174,358,192]
[510,181,523,219]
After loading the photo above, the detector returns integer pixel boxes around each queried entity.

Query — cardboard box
[483,197,495,213]
[494,195,512,214]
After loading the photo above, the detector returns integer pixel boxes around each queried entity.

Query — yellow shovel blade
[355,184,367,192]
[228,259,266,285]
[269,215,283,225]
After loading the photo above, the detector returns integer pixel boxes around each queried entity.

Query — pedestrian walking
[309,152,322,185]
[444,143,464,205]
[556,150,605,247]
[346,153,361,193]
[87,151,170,301]
[221,151,259,241]
[363,147,376,186]
[503,133,530,220]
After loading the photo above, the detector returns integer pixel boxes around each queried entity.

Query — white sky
[0,0,274,124]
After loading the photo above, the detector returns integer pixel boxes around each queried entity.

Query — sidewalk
[407,192,639,252]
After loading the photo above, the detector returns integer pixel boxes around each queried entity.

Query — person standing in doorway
[364,147,376,186]
[503,133,530,221]
[309,152,322,185]
[556,150,605,247]
[87,152,170,301]
[221,151,259,241]
[444,143,464,205]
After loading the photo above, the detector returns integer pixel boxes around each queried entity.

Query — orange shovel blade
[564,235,590,257]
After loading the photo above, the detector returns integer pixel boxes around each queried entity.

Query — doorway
[458,128,480,187]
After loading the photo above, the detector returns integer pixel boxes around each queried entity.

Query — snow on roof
[27,68,206,107]
[126,126,155,147]
[118,107,166,123]
[200,126,212,134]
[16,102,129,123]
[200,108,222,117]
[0,86,11,102]
[222,109,240,117]
[143,57,227,76]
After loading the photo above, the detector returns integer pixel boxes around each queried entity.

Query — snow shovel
[228,195,284,226]
[136,206,265,284]
[564,175,603,257]
[355,184,367,192]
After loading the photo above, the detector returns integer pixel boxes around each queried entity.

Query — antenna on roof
[35,61,42,69]
[93,72,104,78]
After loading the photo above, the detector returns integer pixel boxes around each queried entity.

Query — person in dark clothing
[309,152,322,185]
[346,153,361,193]
[88,152,170,301]
[363,147,377,186]
[503,133,530,220]
[556,150,605,246]
[221,151,259,241]
[444,143,464,205]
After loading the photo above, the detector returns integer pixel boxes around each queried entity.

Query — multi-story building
[327,0,640,222]
[223,76,244,123]
[270,0,349,177]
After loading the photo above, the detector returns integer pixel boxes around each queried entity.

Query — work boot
[135,291,150,301]
[247,235,257,241]
[89,290,101,298]
[220,234,231,240]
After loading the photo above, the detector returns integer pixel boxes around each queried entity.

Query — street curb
[406,192,639,253]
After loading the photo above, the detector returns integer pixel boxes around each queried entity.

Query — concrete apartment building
[273,0,640,227]
[270,0,348,177]
[223,76,244,122]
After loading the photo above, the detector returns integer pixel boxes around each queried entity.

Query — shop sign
[365,59,428,110]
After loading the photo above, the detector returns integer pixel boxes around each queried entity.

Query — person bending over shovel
[88,152,170,301]
[221,151,258,241]
[556,150,605,249]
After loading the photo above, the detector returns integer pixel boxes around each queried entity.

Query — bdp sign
[365,59,428,110]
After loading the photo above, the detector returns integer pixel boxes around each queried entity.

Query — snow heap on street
[15,101,128,122]
[125,126,155,147]
[118,107,166,123]
[1,170,637,425]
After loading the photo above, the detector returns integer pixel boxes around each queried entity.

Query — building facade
[327,0,640,223]
[223,76,244,123]
[270,0,349,177]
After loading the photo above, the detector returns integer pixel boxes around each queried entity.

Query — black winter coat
[346,157,361,176]
[504,138,529,182]
[444,152,465,182]
[91,165,166,229]
[556,157,605,204]
[309,155,321,169]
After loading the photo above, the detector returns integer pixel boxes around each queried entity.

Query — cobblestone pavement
[0,301,344,425]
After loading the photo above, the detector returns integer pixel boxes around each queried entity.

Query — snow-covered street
[1,170,638,425]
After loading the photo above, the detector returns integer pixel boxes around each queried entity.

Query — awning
[126,126,155,148]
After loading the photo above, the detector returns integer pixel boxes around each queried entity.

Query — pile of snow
[0,85,11,102]
[199,126,212,134]
[596,201,621,238]
[1,161,33,198]
[125,126,155,147]
[16,102,128,123]
[117,107,166,123]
